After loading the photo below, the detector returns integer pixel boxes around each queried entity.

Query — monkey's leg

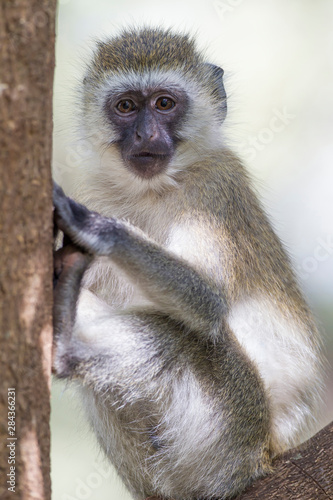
[52,239,183,383]
[53,243,93,374]
[53,244,271,500]
[53,291,270,500]
[53,182,226,339]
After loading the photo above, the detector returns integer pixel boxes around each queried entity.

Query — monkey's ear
[205,63,227,123]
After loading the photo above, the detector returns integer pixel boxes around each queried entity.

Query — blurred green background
[52,1,333,498]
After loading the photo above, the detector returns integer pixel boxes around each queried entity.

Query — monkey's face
[104,88,188,180]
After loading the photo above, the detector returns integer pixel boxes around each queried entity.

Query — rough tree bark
[0,1,57,499]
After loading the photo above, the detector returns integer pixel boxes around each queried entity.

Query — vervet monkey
[53,27,325,500]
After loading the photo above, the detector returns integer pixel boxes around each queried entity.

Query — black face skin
[105,88,188,179]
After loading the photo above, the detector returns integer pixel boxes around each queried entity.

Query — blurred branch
[236,421,333,499]
[145,422,333,500]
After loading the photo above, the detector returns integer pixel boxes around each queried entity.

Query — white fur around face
[77,68,225,200]
[95,69,224,143]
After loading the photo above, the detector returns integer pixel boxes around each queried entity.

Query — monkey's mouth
[132,152,167,159]
[127,152,170,179]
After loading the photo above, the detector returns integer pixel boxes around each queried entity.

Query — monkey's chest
[83,256,152,310]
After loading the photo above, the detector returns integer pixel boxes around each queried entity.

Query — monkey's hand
[53,182,93,289]
[53,181,119,256]
[53,185,94,358]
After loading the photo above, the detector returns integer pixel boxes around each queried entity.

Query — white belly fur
[80,251,322,452]
[228,296,321,451]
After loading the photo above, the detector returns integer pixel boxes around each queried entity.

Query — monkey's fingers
[53,181,88,234]
[53,181,95,249]
[53,180,117,256]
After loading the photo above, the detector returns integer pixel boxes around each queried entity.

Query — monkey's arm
[53,183,226,337]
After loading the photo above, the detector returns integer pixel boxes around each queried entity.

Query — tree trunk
[0,1,56,498]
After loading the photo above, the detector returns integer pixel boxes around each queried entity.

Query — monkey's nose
[135,111,159,142]
[136,128,157,142]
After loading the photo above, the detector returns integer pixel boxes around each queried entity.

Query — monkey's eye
[116,99,137,114]
[155,97,175,112]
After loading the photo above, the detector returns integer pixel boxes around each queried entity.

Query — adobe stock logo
[213,0,245,19]
[239,107,296,162]
[61,458,112,500]
[297,236,333,280]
